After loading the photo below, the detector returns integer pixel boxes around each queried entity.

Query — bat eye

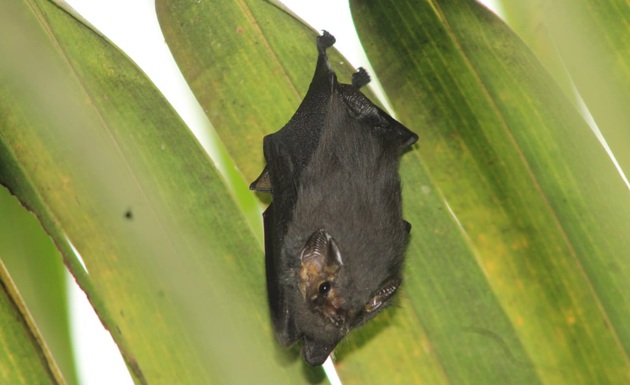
[318,281,331,295]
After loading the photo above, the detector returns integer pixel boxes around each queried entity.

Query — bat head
[299,229,345,327]
[291,227,403,365]
[298,229,400,327]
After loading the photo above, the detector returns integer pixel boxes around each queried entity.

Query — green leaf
[0,260,64,385]
[155,0,394,379]
[5,0,630,383]
[0,0,317,383]
[158,0,630,383]
[345,0,630,384]
[155,0,360,183]
[0,188,78,385]
[499,0,630,176]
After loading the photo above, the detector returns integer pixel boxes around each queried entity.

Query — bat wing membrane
[262,203,299,346]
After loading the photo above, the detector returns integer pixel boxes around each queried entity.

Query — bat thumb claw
[250,166,272,192]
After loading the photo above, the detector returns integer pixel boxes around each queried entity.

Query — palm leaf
[1,0,628,384]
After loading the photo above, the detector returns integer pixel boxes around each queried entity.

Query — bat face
[251,31,417,366]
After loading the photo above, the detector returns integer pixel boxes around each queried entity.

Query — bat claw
[352,67,370,89]
[317,30,336,54]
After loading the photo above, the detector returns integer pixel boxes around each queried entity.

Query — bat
[250,30,418,366]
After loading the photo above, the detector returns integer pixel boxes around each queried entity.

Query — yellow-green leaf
[499,0,630,176]
[0,188,78,385]
[0,0,316,383]
[346,0,630,384]
[0,260,64,385]
[5,0,630,383]
[156,0,360,183]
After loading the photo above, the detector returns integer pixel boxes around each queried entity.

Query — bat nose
[327,311,346,327]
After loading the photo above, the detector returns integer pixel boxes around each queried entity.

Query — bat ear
[299,229,343,300]
[365,279,400,313]
[250,166,272,192]
[300,229,343,267]
[352,67,371,89]
[302,336,337,366]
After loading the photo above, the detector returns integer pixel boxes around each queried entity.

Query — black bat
[250,31,417,366]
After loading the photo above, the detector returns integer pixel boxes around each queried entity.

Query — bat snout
[322,306,346,327]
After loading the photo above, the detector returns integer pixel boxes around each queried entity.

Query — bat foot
[317,30,336,54]
[352,67,371,89]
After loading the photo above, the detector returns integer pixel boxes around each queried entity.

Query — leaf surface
[0,0,317,383]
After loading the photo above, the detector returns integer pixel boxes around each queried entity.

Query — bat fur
[251,30,417,366]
